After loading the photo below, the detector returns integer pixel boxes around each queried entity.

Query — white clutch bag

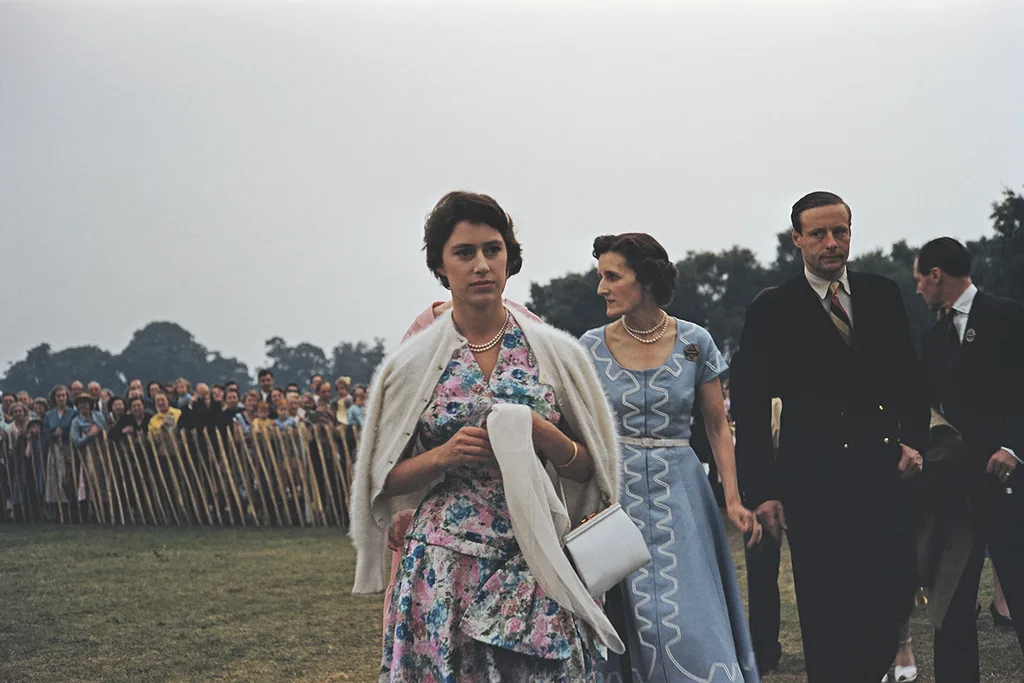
[563,502,651,598]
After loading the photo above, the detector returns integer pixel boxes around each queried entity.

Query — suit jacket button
[879,405,884,411]
[883,438,890,444]
[843,443,849,449]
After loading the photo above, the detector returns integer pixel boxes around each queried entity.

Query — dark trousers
[745,532,782,672]
[934,479,1024,682]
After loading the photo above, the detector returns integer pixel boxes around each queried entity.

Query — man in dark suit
[734,191,929,682]
[914,237,1024,681]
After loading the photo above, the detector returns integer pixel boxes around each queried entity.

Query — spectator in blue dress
[71,393,107,447]
[582,232,761,683]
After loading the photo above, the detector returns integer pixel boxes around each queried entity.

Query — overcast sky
[2,0,1023,376]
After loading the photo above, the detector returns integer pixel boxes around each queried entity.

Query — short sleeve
[695,327,728,385]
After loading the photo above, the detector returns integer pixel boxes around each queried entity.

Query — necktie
[945,310,961,355]
[828,281,853,346]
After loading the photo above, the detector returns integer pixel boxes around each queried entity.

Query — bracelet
[555,441,579,470]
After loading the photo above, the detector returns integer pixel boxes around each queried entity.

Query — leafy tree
[330,339,387,386]
[527,270,606,339]
[119,322,250,388]
[262,337,332,388]
[1,343,121,396]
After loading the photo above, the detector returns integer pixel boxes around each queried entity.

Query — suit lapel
[793,275,851,351]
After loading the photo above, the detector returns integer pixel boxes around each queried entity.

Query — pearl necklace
[622,312,669,344]
[458,310,511,353]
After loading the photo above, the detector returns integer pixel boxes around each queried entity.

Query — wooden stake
[125,435,159,525]
[226,432,260,527]
[167,429,202,525]
[113,440,144,525]
[291,428,321,526]
[186,430,222,526]
[261,430,294,527]
[178,432,214,526]
[202,429,235,526]
[99,432,127,526]
[312,425,342,526]
[249,432,282,527]
[213,428,245,528]
[147,432,182,526]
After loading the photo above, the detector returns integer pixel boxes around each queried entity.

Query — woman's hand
[726,499,763,549]
[386,510,415,552]
[433,426,494,471]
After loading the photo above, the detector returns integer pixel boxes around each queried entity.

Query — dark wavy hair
[424,191,524,289]
[917,237,972,278]
[593,233,678,306]
[791,191,851,234]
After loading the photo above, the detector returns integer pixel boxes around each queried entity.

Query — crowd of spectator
[0,371,367,524]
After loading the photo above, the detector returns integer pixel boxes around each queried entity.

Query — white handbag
[563,500,651,598]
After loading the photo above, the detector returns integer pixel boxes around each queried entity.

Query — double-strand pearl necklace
[457,309,511,353]
[622,311,669,344]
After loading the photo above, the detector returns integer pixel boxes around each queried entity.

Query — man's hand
[897,444,924,479]
[123,426,134,436]
[88,425,100,437]
[986,449,1017,484]
[754,500,787,543]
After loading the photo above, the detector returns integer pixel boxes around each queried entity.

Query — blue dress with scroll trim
[582,320,759,683]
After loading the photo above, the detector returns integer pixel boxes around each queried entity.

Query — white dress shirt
[805,266,854,328]
[946,283,1020,464]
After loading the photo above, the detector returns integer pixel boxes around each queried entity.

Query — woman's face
[225,391,240,410]
[34,401,48,417]
[148,383,161,398]
[257,403,270,419]
[156,394,170,413]
[12,404,27,424]
[131,399,146,418]
[112,400,126,417]
[436,222,508,306]
[270,389,284,404]
[76,402,90,417]
[175,379,187,394]
[212,386,225,403]
[597,251,647,319]
[55,389,68,407]
[245,394,259,412]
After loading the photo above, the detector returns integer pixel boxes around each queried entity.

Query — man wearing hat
[914,237,1024,681]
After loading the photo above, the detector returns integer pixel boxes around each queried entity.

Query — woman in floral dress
[352,191,622,683]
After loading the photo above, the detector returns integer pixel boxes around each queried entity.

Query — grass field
[1,525,1021,682]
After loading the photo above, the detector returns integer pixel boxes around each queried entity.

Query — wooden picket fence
[0,425,357,528]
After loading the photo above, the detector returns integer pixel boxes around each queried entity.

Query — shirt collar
[950,283,978,316]
[804,265,852,300]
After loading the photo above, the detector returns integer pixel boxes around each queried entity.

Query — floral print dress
[382,315,599,682]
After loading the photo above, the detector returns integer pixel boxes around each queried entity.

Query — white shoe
[894,665,918,682]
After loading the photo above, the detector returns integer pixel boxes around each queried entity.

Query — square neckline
[601,318,682,372]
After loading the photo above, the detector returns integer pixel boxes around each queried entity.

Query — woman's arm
[698,376,762,547]
[699,377,741,505]
[381,426,495,498]
[532,413,594,483]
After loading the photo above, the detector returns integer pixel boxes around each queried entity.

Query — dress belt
[619,437,690,449]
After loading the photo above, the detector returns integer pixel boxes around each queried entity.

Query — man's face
[129,379,143,394]
[318,383,333,403]
[913,257,944,311]
[259,374,273,392]
[195,384,210,402]
[792,204,852,280]
[3,395,14,414]
[88,382,101,400]
[154,395,168,413]
[132,399,146,418]
[70,381,84,397]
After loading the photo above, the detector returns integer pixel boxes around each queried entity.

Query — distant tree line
[0,321,385,396]
[3,188,1021,393]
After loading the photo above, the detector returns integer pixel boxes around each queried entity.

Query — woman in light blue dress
[582,233,761,683]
